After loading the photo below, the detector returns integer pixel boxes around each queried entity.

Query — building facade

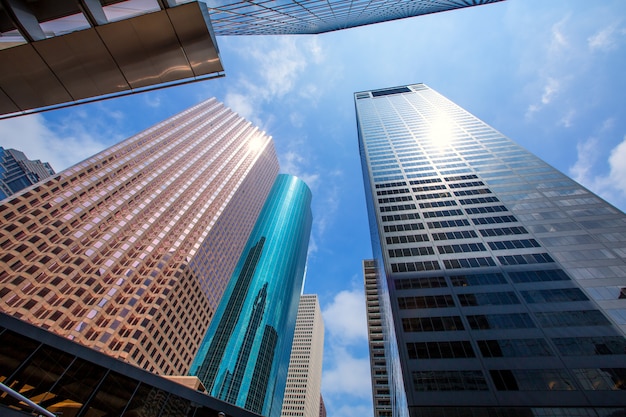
[207,0,503,35]
[0,97,279,376]
[281,294,325,417]
[0,147,55,200]
[363,259,392,417]
[356,84,626,416]
[190,174,313,417]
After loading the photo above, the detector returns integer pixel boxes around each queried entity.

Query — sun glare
[248,135,267,153]
[428,114,455,147]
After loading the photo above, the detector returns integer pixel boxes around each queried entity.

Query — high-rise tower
[208,0,503,35]
[0,97,279,376]
[356,84,626,416]
[190,174,313,417]
[0,147,55,199]
[281,294,325,417]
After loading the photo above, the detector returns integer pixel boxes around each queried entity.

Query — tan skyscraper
[364,259,392,417]
[0,97,279,375]
[281,294,325,417]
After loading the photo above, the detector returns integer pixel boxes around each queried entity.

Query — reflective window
[553,336,626,356]
[407,341,475,359]
[413,370,488,391]
[478,338,553,358]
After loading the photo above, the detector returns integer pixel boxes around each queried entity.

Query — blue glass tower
[190,174,312,417]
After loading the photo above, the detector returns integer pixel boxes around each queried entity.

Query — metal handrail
[0,381,56,417]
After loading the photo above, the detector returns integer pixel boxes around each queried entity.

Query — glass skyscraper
[0,147,55,200]
[356,84,626,416]
[205,0,503,35]
[0,97,279,376]
[190,174,313,417]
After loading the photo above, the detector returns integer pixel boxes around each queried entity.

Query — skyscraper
[0,97,279,376]
[208,0,503,35]
[190,174,313,417]
[356,83,626,416]
[363,259,392,417]
[281,294,325,417]
[0,146,55,200]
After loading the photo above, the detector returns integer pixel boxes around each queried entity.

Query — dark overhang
[0,1,223,118]
[0,312,260,417]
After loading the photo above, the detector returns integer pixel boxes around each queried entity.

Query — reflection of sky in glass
[103,0,161,22]
[40,13,90,37]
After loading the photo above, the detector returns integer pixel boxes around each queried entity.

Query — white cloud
[322,288,367,345]
[588,24,621,51]
[280,150,320,190]
[322,345,372,398]
[541,77,560,105]
[222,36,327,124]
[0,114,110,172]
[559,109,576,128]
[569,135,626,210]
[570,137,600,184]
[607,137,626,194]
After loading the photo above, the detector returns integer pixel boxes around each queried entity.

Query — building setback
[190,174,313,417]
[0,97,279,376]
[0,147,55,200]
[281,294,325,417]
[356,83,626,416]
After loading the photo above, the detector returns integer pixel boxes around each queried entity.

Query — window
[553,336,626,356]
[407,341,475,359]
[521,288,588,303]
[402,316,464,332]
[458,291,519,306]
[467,313,535,330]
[398,295,455,309]
[443,257,496,269]
[395,276,447,289]
[478,338,553,357]
[413,371,488,391]
[534,310,611,327]
[450,273,506,286]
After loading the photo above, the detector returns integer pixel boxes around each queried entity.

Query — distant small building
[0,147,54,200]
[281,294,325,417]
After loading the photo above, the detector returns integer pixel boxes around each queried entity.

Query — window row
[432,230,478,241]
[438,243,486,254]
[386,234,429,244]
[384,223,424,232]
[465,205,508,214]
[443,257,496,269]
[419,200,457,208]
[379,204,416,212]
[391,261,441,273]
[497,253,554,265]
[487,239,540,250]
[398,295,455,310]
[471,215,518,225]
[388,247,435,258]
[407,341,475,359]
[381,214,421,224]
[423,209,464,218]
[459,196,500,205]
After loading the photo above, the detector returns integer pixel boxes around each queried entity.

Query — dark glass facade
[0,147,54,200]
[356,84,626,416]
[0,312,259,417]
[190,174,313,417]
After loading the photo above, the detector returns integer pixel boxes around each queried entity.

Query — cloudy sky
[1,0,625,415]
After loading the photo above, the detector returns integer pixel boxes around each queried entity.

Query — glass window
[82,371,140,417]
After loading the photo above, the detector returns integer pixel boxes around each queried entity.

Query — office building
[319,395,327,417]
[0,147,55,200]
[0,312,260,417]
[281,294,325,417]
[208,0,503,35]
[190,174,313,417]
[363,259,392,417]
[0,97,280,376]
[0,1,222,116]
[356,83,626,416]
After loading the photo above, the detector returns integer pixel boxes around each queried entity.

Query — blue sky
[1,1,626,416]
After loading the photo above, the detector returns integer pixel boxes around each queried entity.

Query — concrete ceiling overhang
[0,1,223,116]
